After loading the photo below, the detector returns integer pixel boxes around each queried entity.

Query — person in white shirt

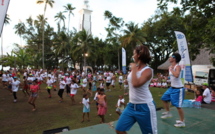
[202,83,212,104]
[65,73,71,96]
[161,53,185,128]
[157,82,161,88]
[116,95,125,117]
[46,77,53,98]
[70,80,79,104]
[2,72,8,88]
[11,76,21,103]
[123,76,129,96]
[58,77,66,102]
[81,94,90,122]
[106,74,112,91]
[81,76,88,93]
[111,73,116,90]
[115,45,157,134]
[118,73,123,90]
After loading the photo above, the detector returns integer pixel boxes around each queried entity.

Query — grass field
[0,82,194,134]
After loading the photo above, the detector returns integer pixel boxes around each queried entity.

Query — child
[195,89,203,102]
[123,76,128,95]
[28,80,39,111]
[99,79,105,90]
[97,88,107,123]
[93,87,100,112]
[87,77,93,97]
[118,73,123,90]
[70,80,79,105]
[116,95,125,117]
[81,94,90,123]
[58,77,66,102]
[92,80,97,92]
[46,77,53,98]
[22,76,30,96]
[210,86,215,102]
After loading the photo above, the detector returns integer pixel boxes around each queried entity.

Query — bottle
[194,101,201,109]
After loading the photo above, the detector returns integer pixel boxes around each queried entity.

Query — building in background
[79,0,92,34]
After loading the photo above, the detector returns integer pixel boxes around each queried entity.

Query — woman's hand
[130,63,138,71]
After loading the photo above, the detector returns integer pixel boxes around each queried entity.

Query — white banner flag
[174,31,193,82]
[122,47,126,74]
[0,0,10,37]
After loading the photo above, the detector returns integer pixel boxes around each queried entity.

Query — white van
[192,65,215,85]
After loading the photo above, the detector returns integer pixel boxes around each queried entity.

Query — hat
[202,83,208,86]
[14,76,17,79]
[65,73,69,76]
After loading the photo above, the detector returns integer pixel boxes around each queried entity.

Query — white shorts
[111,80,115,85]
[82,84,87,88]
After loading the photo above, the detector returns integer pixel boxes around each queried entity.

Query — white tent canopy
[157,49,215,70]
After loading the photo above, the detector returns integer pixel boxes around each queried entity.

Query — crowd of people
[0,68,130,124]
[1,45,215,134]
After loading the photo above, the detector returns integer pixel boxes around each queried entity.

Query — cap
[65,73,69,76]
[202,83,208,86]
[14,76,17,79]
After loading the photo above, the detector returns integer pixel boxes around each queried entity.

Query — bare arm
[131,63,152,87]
[169,65,181,78]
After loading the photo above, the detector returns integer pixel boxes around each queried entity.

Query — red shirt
[30,85,39,93]
[195,96,203,102]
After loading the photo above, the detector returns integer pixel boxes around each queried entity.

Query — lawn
[0,82,194,134]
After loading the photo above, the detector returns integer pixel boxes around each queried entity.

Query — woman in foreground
[115,45,157,134]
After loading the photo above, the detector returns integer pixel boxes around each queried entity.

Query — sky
[1,0,159,55]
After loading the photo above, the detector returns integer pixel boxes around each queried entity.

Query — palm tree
[37,0,55,69]
[13,49,32,69]
[104,10,124,70]
[120,22,146,50]
[63,3,76,32]
[14,22,26,47]
[54,12,66,31]
[1,14,10,69]
[72,29,94,71]
[4,14,10,24]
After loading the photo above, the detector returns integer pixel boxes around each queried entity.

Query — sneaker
[161,112,172,119]
[176,120,185,124]
[162,111,168,115]
[174,121,185,127]
[13,99,17,103]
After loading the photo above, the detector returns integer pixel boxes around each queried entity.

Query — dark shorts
[8,85,12,89]
[106,83,111,87]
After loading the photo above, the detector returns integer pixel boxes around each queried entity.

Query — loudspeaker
[43,126,70,134]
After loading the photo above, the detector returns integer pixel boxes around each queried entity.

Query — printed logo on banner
[177,34,184,39]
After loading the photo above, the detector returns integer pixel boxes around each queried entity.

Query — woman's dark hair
[172,53,181,63]
[195,89,203,98]
[134,45,151,64]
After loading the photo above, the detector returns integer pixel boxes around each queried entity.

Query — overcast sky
[2,0,159,54]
